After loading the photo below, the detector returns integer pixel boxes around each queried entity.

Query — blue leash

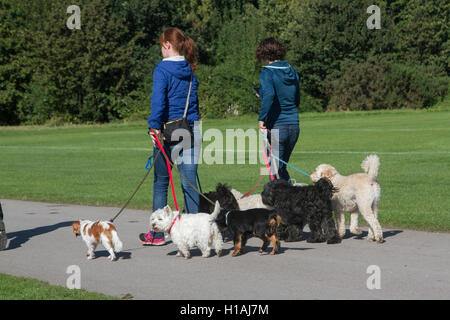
[271,153,311,178]
[145,155,154,170]
[260,130,311,178]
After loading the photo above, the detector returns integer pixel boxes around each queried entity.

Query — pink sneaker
[151,237,166,246]
[139,232,165,246]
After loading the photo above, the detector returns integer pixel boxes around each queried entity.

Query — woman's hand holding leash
[148,129,163,147]
[258,121,266,130]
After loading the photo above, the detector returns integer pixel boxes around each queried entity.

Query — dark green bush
[387,63,449,109]
[323,55,448,111]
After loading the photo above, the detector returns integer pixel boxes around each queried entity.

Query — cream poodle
[310,155,383,243]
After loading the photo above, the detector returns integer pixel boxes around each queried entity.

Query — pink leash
[261,129,275,181]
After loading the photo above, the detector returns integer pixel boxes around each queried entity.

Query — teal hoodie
[257,61,300,128]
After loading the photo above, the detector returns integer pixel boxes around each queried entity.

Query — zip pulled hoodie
[257,60,300,128]
[148,57,200,129]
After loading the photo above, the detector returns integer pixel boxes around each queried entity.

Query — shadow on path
[93,250,132,260]
[167,245,313,258]
[351,229,403,240]
[6,221,73,250]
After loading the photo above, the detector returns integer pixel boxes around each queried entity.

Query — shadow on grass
[6,221,73,250]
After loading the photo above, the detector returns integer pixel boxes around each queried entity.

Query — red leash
[150,130,179,211]
[240,175,264,199]
[168,215,181,236]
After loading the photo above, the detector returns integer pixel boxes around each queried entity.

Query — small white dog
[72,220,123,261]
[150,201,223,259]
[310,154,383,243]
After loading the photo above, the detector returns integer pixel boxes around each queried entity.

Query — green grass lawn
[0,108,449,232]
[0,273,117,300]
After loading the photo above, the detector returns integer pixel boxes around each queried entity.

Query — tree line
[0,0,448,125]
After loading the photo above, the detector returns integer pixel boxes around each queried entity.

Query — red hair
[159,27,199,71]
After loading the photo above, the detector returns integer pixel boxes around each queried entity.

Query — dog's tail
[209,200,221,222]
[361,154,380,182]
[111,230,123,253]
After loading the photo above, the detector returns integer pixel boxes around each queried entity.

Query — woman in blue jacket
[140,28,201,246]
[255,38,300,182]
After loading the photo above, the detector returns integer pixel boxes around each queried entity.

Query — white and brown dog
[72,220,123,261]
[310,155,383,243]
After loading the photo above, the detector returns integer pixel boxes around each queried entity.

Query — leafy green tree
[1,0,448,125]
[198,3,267,117]
[282,0,397,108]
[0,1,32,124]
[392,0,449,73]
[18,0,141,123]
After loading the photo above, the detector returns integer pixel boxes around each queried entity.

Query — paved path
[0,199,449,300]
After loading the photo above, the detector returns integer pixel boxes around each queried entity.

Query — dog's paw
[232,250,241,257]
[176,251,183,257]
[307,237,326,243]
[350,228,363,235]
[327,237,342,244]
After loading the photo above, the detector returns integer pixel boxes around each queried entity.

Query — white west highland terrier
[150,201,223,259]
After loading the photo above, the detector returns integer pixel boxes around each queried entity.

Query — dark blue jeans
[268,125,300,182]
[151,124,202,239]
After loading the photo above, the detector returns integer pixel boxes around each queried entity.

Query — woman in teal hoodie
[255,38,300,182]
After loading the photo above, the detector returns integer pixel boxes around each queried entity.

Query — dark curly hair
[255,37,286,63]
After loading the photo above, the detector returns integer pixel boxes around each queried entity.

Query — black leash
[109,150,161,223]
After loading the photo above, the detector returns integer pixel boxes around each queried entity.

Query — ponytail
[159,27,199,71]
[184,36,199,71]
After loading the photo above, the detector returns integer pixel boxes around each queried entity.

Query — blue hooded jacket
[148,58,200,129]
[257,61,300,128]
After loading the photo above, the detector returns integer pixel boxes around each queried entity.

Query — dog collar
[168,215,181,236]
[225,211,231,226]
